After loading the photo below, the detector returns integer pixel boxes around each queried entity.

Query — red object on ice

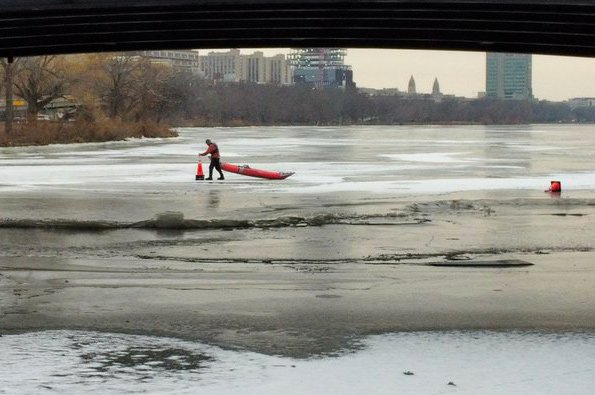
[221,162,294,180]
[549,180,561,192]
[195,161,205,180]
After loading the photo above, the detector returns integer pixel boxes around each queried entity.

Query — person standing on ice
[199,139,225,180]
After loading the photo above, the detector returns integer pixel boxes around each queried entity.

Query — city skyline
[211,48,595,102]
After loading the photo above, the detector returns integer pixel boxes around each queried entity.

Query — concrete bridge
[1,0,595,58]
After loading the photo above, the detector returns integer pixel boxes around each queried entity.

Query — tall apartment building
[268,54,291,85]
[200,49,242,81]
[486,53,532,100]
[199,49,291,84]
[136,49,200,71]
[288,48,354,89]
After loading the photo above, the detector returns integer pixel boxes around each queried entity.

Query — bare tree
[1,57,19,135]
[14,56,67,120]
[132,59,171,122]
[160,69,202,121]
[97,54,140,119]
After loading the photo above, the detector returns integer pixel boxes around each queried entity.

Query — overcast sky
[218,48,595,102]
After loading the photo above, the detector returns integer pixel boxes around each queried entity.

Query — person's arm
[199,145,214,156]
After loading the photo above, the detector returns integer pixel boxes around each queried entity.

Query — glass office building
[486,53,532,100]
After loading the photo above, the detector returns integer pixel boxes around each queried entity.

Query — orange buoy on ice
[195,160,205,180]
[547,180,561,192]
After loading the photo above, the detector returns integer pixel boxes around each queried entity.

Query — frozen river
[2,124,595,197]
[1,124,595,393]
[1,124,594,225]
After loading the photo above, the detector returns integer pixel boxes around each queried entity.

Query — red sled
[221,162,294,180]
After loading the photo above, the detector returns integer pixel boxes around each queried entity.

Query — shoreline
[0,120,177,147]
[3,121,595,149]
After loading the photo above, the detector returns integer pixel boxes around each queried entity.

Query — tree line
[185,86,595,125]
[0,54,186,137]
[2,53,595,138]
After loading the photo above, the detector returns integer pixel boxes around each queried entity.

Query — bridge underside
[2,0,595,58]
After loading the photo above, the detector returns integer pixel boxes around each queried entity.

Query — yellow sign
[13,100,26,107]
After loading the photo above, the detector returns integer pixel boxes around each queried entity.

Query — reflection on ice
[81,346,214,376]
[381,152,473,163]
[268,171,595,194]
[1,330,594,394]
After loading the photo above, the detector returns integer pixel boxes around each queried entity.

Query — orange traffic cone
[195,160,205,180]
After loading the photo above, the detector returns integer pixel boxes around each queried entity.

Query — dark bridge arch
[2,0,595,58]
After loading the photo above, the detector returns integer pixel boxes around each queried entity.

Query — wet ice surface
[1,330,594,394]
[1,124,595,196]
[1,124,595,226]
[2,126,595,393]
[1,124,594,266]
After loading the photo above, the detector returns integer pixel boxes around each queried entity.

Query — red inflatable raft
[221,162,294,180]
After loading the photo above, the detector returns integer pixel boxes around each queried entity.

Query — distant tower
[408,75,416,95]
[432,78,441,95]
[486,53,532,100]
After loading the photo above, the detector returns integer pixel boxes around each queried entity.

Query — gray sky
[211,48,595,101]
[347,49,595,102]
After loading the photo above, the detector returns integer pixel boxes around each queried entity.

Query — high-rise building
[135,49,200,71]
[239,51,266,83]
[199,49,291,84]
[200,49,242,81]
[288,48,354,88]
[267,54,292,85]
[486,53,532,100]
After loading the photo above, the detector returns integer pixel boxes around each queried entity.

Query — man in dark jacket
[199,139,224,180]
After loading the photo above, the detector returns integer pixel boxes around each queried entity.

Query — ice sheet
[1,330,594,395]
[1,125,594,195]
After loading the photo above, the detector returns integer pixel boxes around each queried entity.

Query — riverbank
[0,120,177,147]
